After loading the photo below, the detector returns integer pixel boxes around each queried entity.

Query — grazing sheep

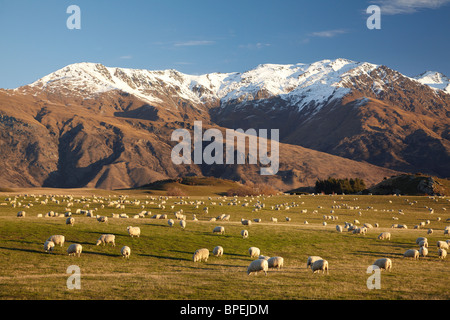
[437,241,449,250]
[372,258,392,271]
[127,226,141,238]
[258,255,270,260]
[336,225,343,232]
[428,229,433,235]
[241,229,249,239]
[418,240,428,248]
[403,249,419,260]
[416,237,427,245]
[17,211,26,218]
[241,219,252,226]
[306,256,322,269]
[419,246,428,257]
[180,220,186,230]
[378,232,391,240]
[168,219,174,227]
[44,240,55,253]
[213,246,223,257]
[311,259,329,274]
[213,226,225,235]
[67,244,82,257]
[97,216,108,223]
[267,256,284,270]
[193,248,209,262]
[285,217,291,222]
[96,234,116,247]
[353,227,367,235]
[47,235,65,247]
[247,259,268,276]
[249,247,261,258]
[253,218,262,223]
[271,217,278,223]
[121,246,131,259]
[66,217,74,227]
[438,248,447,260]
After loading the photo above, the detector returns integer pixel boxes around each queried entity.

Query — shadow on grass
[138,252,191,262]
[0,246,47,255]
[353,250,404,258]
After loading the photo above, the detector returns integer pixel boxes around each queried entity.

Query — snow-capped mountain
[1,58,449,190]
[414,71,450,94]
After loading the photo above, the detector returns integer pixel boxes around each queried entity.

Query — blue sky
[0,0,449,88]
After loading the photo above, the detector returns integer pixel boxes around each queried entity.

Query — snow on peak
[414,71,450,94]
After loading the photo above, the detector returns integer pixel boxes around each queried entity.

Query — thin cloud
[173,40,215,47]
[119,55,133,60]
[309,29,348,38]
[239,43,271,50]
[374,0,450,15]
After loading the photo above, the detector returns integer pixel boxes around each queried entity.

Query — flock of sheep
[9,192,450,280]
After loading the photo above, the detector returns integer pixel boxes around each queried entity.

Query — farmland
[0,187,449,300]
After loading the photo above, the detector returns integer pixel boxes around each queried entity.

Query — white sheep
[241,230,249,239]
[306,256,322,269]
[416,237,427,245]
[418,240,428,248]
[47,235,65,247]
[311,259,329,274]
[97,216,108,223]
[427,229,433,235]
[17,211,26,218]
[213,246,223,257]
[403,249,419,260]
[121,246,131,259]
[67,243,82,257]
[213,226,225,235]
[271,217,278,223]
[372,258,392,271]
[44,240,55,253]
[336,225,343,232]
[180,220,186,230]
[377,232,391,240]
[168,219,174,227]
[193,248,209,262]
[127,226,141,237]
[96,234,116,247]
[267,256,284,270]
[438,248,447,260]
[419,246,428,257]
[247,259,268,276]
[66,217,74,226]
[241,219,252,226]
[249,247,261,258]
[437,241,449,250]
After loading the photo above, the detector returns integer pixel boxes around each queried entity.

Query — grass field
[0,188,449,300]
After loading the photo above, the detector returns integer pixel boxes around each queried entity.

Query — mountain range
[0,58,448,190]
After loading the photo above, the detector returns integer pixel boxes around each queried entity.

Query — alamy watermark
[171,121,279,176]
[367,5,381,30]
[366,265,381,289]
[66,265,81,290]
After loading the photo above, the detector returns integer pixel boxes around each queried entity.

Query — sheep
[418,240,428,248]
[419,246,428,257]
[247,259,268,276]
[285,217,291,222]
[180,220,186,229]
[66,217,74,227]
[47,235,65,247]
[428,229,434,235]
[267,256,284,270]
[258,255,270,260]
[336,225,343,232]
[168,219,174,227]
[67,243,82,257]
[17,211,26,218]
[311,259,329,274]
[96,234,116,247]
[213,226,225,235]
[249,247,261,258]
[97,216,108,223]
[353,227,367,235]
[241,229,249,239]
[416,237,427,245]
[437,241,449,250]
[372,258,392,272]
[121,246,131,259]
[403,249,419,260]
[241,219,252,226]
[271,217,278,223]
[127,226,141,238]
[377,232,391,240]
[44,240,55,253]
[213,246,223,257]
[193,248,209,262]
[438,248,447,260]
[306,256,322,269]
